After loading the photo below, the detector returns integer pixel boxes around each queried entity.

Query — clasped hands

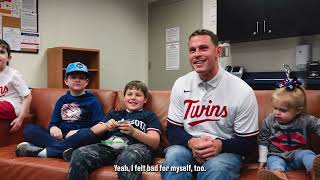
[102,119,136,135]
[188,136,222,164]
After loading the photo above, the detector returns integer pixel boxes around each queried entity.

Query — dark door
[264,0,304,40]
[300,0,320,36]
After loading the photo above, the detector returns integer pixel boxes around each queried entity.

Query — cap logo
[76,63,83,69]
[65,61,89,77]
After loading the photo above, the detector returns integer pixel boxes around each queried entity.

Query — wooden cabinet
[47,47,100,89]
[217,0,320,42]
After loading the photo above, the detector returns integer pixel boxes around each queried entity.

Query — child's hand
[105,119,118,131]
[65,130,79,138]
[50,126,63,140]
[258,162,266,169]
[9,117,23,133]
[118,121,135,135]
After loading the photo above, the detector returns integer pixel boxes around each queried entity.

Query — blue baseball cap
[65,62,90,77]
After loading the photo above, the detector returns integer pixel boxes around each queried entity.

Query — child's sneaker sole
[16,142,43,157]
[311,154,320,180]
[257,169,287,180]
[62,148,74,161]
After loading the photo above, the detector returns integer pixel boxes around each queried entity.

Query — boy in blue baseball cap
[15,62,105,159]
[64,62,90,94]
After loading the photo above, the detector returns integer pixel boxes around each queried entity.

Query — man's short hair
[189,29,219,46]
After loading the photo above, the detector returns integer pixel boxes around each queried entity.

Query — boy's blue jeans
[23,124,98,158]
[160,145,242,180]
[267,149,316,172]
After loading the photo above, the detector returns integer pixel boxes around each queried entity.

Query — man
[161,29,259,180]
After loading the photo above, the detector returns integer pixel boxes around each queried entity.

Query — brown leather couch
[0,88,319,180]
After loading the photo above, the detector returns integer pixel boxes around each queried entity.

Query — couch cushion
[0,145,163,180]
[0,145,69,180]
[91,89,117,115]
[305,90,320,117]
[0,145,310,180]
[30,88,68,128]
[0,114,34,147]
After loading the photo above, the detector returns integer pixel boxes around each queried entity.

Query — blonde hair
[272,87,307,113]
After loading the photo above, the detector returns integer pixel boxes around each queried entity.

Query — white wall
[148,0,203,90]
[10,0,148,90]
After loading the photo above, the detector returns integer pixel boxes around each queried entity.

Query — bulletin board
[1,0,39,53]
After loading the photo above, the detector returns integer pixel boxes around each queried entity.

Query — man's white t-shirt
[0,66,31,116]
[168,66,259,140]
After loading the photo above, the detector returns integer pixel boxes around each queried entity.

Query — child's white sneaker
[15,142,43,157]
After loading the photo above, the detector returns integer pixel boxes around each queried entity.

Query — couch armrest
[0,114,35,147]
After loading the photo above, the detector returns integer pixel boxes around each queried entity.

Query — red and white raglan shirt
[167,66,259,156]
[0,66,31,117]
